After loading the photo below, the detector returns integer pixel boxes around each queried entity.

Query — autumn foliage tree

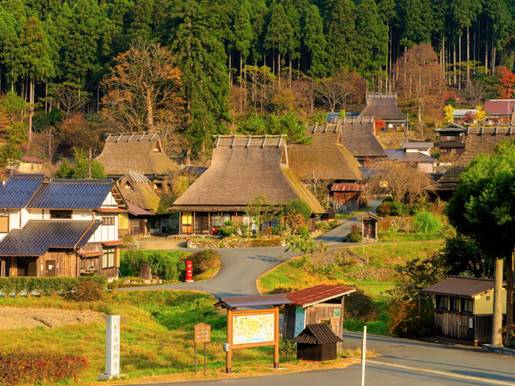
[496,66,515,98]
[315,68,365,112]
[101,39,183,150]
[394,44,446,123]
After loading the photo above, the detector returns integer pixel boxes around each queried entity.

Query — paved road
[128,333,515,386]
[316,219,359,245]
[117,247,296,297]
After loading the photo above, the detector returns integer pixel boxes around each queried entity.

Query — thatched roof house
[118,172,160,214]
[95,133,179,177]
[359,93,407,127]
[438,127,514,193]
[339,117,387,165]
[172,135,324,234]
[288,125,362,182]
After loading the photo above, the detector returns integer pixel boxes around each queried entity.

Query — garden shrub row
[0,352,87,386]
[120,249,186,280]
[0,276,106,297]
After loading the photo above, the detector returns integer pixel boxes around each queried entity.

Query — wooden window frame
[102,216,115,226]
[102,247,115,269]
[461,298,473,314]
[0,215,9,233]
[50,210,72,219]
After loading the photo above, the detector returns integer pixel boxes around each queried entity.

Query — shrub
[120,249,184,280]
[66,278,104,302]
[376,202,392,216]
[0,276,106,297]
[390,201,409,216]
[348,224,362,242]
[284,199,312,220]
[345,290,378,320]
[0,352,87,386]
[187,249,221,276]
[414,211,442,234]
[218,223,235,237]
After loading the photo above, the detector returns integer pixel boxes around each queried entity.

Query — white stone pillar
[99,315,120,380]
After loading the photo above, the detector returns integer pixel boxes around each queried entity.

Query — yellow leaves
[443,104,455,124]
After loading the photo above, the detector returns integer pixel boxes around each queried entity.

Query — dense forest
[0,0,513,163]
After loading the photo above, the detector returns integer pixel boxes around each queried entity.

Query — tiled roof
[0,220,100,256]
[215,294,290,309]
[403,141,433,149]
[293,324,342,345]
[422,277,494,298]
[484,99,515,116]
[386,149,436,163]
[0,174,44,209]
[287,284,355,307]
[29,179,113,209]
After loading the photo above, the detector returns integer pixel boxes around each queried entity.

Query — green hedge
[0,276,106,296]
[120,249,186,281]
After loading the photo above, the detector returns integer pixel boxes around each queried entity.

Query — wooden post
[203,342,207,376]
[226,309,233,374]
[361,325,367,386]
[274,306,279,369]
[492,258,503,346]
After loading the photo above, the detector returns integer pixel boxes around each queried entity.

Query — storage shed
[356,212,380,241]
[294,324,342,361]
[422,277,507,345]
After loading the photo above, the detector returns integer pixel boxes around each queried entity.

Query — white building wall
[8,210,21,230]
[90,214,118,243]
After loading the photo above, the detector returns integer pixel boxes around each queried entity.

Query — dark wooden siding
[305,304,343,338]
[434,311,474,342]
[37,251,78,277]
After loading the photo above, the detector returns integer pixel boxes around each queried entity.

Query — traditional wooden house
[0,174,126,279]
[435,123,467,157]
[329,183,363,213]
[484,99,515,125]
[288,125,362,212]
[437,127,514,195]
[294,324,342,361]
[16,155,44,174]
[339,117,387,166]
[95,132,179,193]
[385,149,436,173]
[452,109,477,125]
[117,172,165,237]
[423,277,507,345]
[172,135,324,235]
[359,93,407,130]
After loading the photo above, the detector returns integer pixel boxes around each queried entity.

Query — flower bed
[186,236,285,249]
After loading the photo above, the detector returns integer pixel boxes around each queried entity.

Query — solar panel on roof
[0,174,44,209]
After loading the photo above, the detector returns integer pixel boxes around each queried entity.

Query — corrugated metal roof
[422,277,494,298]
[0,174,44,209]
[330,183,363,192]
[0,220,100,256]
[484,99,515,116]
[287,284,356,307]
[215,294,290,309]
[29,179,113,209]
[293,324,342,345]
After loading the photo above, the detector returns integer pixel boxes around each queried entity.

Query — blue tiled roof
[29,179,113,209]
[0,220,100,256]
[0,174,44,209]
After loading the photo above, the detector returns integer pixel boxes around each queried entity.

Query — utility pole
[361,325,367,386]
[492,258,503,346]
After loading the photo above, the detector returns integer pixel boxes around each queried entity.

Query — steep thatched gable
[339,118,387,159]
[95,133,179,176]
[359,93,406,121]
[118,172,160,213]
[172,135,324,214]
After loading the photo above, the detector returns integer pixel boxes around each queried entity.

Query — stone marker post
[99,315,120,380]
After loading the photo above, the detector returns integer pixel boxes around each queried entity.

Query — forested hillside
[0,0,513,162]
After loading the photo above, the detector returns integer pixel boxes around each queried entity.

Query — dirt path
[0,306,103,329]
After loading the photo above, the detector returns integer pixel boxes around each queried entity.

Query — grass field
[0,291,359,385]
[258,239,444,335]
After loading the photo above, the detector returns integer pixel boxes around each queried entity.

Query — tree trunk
[289,57,292,88]
[485,39,489,74]
[506,252,514,347]
[239,52,243,113]
[88,146,92,179]
[492,258,504,346]
[44,82,48,113]
[228,54,232,87]
[277,52,281,88]
[48,128,52,162]
[491,46,496,72]
[458,32,462,90]
[28,79,34,146]
[145,88,154,131]
[453,43,457,85]
[466,26,470,83]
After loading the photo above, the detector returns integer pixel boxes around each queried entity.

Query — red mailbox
[185,260,193,282]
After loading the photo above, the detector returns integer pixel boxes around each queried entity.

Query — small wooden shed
[294,324,342,361]
[357,212,380,241]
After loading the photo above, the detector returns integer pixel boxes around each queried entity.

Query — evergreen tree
[324,0,357,74]
[171,0,229,154]
[127,0,155,42]
[264,2,293,84]
[234,1,253,76]
[355,0,387,76]
[303,4,328,77]
[0,6,21,87]
[396,0,432,48]
[248,0,268,64]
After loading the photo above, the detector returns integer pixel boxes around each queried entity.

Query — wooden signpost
[193,322,211,375]
[225,307,279,373]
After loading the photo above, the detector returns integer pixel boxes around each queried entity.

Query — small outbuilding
[356,212,380,241]
[294,324,342,361]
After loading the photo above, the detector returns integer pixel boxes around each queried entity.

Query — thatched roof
[359,93,406,121]
[95,132,179,176]
[339,117,387,158]
[172,135,324,213]
[288,127,362,181]
[438,127,514,190]
[118,172,160,214]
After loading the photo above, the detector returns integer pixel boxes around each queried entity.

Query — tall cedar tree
[171,0,230,155]
[447,139,515,347]
[324,0,357,75]
[303,4,328,78]
[396,0,432,48]
[264,3,293,85]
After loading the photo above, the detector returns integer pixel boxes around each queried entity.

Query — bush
[283,199,312,220]
[390,201,409,216]
[414,211,442,234]
[66,278,104,302]
[0,352,87,386]
[0,276,106,297]
[120,249,184,281]
[376,202,392,216]
[348,224,362,242]
[345,290,378,320]
[187,249,221,277]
